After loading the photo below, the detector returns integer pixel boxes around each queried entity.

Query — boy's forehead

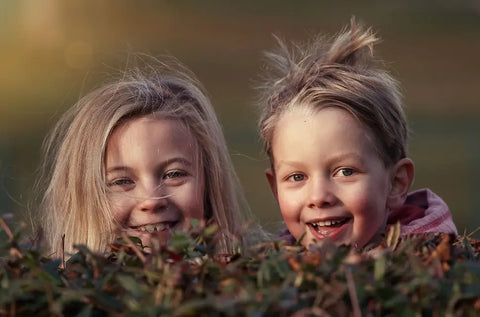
[279,104,356,128]
[271,105,384,162]
[283,102,316,117]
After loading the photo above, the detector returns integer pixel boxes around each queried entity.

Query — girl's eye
[163,170,188,186]
[164,170,187,179]
[288,174,305,182]
[335,168,355,177]
[107,178,134,187]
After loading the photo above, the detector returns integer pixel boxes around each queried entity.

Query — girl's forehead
[105,115,202,168]
[116,114,188,134]
[108,115,198,151]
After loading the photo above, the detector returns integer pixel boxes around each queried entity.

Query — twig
[346,268,362,317]
[467,226,480,238]
[61,233,66,269]
[0,217,14,241]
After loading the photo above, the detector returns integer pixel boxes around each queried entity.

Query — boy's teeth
[311,219,345,228]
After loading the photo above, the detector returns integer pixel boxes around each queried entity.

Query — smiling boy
[257,21,457,249]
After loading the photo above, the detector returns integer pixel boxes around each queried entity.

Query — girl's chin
[123,228,174,248]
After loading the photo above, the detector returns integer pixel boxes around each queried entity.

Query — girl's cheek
[109,196,132,223]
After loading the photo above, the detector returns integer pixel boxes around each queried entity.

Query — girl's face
[105,116,205,246]
[266,106,394,249]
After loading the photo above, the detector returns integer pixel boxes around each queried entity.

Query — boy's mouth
[307,217,352,238]
[309,217,350,230]
[131,221,178,233]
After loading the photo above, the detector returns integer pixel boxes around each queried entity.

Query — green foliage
[1,218,480,316]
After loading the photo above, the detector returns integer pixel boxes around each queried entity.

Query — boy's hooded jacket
[387,188,457,235]
[279,188,458,245]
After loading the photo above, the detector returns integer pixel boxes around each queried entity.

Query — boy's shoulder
[277,228,297,245]
[388,188,458,235]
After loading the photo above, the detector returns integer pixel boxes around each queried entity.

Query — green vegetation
[1,218,479,316]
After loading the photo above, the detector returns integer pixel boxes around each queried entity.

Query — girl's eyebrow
[105,157,193,175]
[164,157,193,167]
[105,166,133,175]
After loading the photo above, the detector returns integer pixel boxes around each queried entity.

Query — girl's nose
[137,185,168,212]
[307,177,338,209]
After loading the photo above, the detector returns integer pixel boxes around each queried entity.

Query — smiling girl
[34,57,255,257]
[257,21,457,249]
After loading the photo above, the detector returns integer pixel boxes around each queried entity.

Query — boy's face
[267,106,394,248]
[105,116,205,247]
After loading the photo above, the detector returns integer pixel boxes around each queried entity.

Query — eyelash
[107,170,188,188]
[107,178,134,187]
[286,168,356,182]
[334,168,356,177]
[287,173,305,182]
[163,170,188,179]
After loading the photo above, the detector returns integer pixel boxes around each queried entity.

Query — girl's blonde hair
[34,57,251,256]
[258,20,408,167]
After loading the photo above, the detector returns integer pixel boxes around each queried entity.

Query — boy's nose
[307,177,338,208]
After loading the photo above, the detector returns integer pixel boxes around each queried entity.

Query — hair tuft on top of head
[323,19,378,67]
[257,19,407,166]
[258,19,378,114]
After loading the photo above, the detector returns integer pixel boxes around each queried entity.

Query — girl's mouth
[131,221,178,233]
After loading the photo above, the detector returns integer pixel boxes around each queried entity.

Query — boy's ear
[265,168,278,200]
[387,158,415,210]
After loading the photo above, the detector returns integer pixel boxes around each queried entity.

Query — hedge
[1,218,479,316]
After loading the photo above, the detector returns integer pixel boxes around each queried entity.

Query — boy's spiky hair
[258,19,407,167]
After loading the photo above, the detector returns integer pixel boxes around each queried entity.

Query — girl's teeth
[136,223,173,232]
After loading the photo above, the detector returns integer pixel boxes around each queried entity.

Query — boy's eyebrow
[328,152,365,164]
[275,152,365,170]
[275,160,302,170]
[105,157,193,175]
[274,160,309,174]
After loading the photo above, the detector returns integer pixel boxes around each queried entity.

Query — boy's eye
[335,168,355,177]
[288,174,305,182]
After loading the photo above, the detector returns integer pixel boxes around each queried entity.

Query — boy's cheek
[278,197,301,225]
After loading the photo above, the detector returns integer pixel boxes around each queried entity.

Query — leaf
[386,221,401,250]
[203,224,218,237]
[116,274,145,298]
[374,256,387,282]
[75,305,92,317]
[461,235,476,260]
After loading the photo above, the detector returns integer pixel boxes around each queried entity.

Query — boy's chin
[302,222,353,247]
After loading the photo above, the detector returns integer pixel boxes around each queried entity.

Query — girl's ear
[387,158,415,210]
[265,168,278,199]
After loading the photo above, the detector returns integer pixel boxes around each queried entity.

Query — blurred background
[1,0,479,237]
